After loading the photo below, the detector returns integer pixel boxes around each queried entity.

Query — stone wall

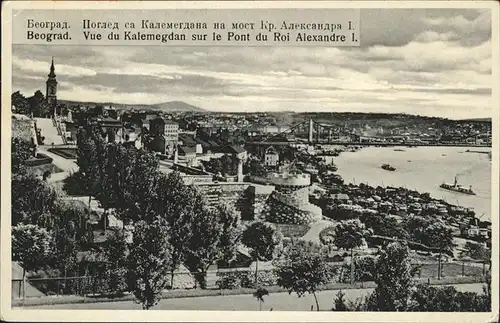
[273,186,310,207]
[264,192,320,225]
[194,181,322,224]
[195,182,274,221]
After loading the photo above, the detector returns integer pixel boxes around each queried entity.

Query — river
[327,146,492,221]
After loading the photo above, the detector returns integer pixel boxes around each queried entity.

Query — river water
[327,146,492,221]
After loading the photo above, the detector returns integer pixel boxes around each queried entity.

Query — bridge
[246,119,346,145]
[244,119,491,154]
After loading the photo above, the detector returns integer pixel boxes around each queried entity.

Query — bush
[409,284,490,312]
[337,256,376,283]
[215,270,278,290]
[216,272,244,289]
[106,267,129,297]
[332,290,348,311]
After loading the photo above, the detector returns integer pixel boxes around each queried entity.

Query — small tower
[46,57,58,116]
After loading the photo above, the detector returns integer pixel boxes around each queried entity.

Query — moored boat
[381,164,396,171]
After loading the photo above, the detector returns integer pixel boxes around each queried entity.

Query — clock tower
[46,57,58,116]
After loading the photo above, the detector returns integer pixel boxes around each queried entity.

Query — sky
[12,8,493,119]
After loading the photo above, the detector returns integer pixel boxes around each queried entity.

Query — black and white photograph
[2,2,498,321]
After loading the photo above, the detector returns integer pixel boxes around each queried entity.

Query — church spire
[48,57,56,78]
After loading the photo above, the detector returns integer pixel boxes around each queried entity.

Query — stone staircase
[34,117,64,145]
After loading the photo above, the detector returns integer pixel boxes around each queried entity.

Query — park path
[38,146,78,173]
[34,118,64,146]
[301,220,334,244]
[24,283,485,311]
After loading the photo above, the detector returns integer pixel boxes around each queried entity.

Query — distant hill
[458,117,492,122]
[58,99,205,113]
[152,101,204,112]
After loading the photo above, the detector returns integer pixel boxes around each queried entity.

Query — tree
[12,224,54,298]
[76,125,103,208]
[97,143,160,227]
[96,143,132,230]
[405,216,433,243]
[154,172,205,289]
[102,228,129,296]
[332,290,349,311]
[369,242,415,311]
[365,214,408,239]
[116,148,160,225]
[216,203,242,265]
[12,137,35,174]
[461,241,490,262]
[332,219,370,285]
[244,158,267,177]
[423,220,454,280]
[253,287,269,311]
[242,221,283,287]
[275,241,333,311]
[12,91,30,114]
[184,206,223,288]
[11,172,59,227]
[52,200,91,276]
[28,91,50,117]
[128,218,172,310]
[184,203,241,288]
[201,154,238,176]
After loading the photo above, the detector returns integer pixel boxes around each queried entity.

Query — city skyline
[12,8,492,119]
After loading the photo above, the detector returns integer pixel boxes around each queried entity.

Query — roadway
[25,283,485,311]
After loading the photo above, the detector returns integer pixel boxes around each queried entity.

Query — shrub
[332,290,348,311]
[337,256,376,283]
[216,272,243,289]
[215,269,278,289]
[409,284,490,312]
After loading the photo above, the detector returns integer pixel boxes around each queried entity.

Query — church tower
[46,57,58,115]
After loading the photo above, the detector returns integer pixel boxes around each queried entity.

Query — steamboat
[440,176,476,195]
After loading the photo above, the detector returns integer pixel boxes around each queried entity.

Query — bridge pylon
[308,119,314,143]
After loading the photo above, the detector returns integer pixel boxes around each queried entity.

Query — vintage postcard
[1,1,499,322]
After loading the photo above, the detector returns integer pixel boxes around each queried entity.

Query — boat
[439,176,476,195]
[381,164,396,171]
[394,148,406,152]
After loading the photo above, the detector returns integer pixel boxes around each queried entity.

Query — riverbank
[332,146,491,221]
